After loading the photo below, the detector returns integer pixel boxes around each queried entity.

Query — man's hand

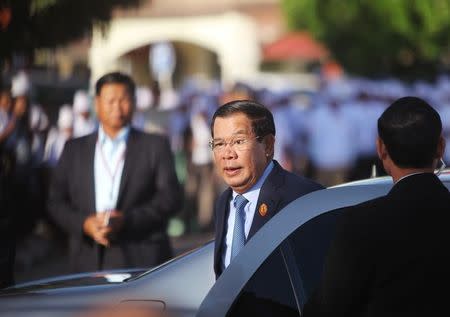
[83,214,112,247]
[107,210,124,233]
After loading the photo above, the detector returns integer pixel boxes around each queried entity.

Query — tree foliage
[282,0,450,79]
[0,0,142,60]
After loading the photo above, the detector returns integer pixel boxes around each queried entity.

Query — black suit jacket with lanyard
[48,128,182,272]
[213,160,324,278]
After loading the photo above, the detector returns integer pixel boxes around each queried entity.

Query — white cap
[29,104,49,131]
[73,90,90,113]
[11,71,31,97]
[57,104,74,129]
[135,86,153,111]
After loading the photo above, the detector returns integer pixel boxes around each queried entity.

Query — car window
[226,248,300,317]
[287,209,342,303]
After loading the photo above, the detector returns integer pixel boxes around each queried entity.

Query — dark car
[2,173,449,317]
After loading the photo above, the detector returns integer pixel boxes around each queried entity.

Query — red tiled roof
[263,32,329,61]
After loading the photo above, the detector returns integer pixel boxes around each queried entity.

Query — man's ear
[436,135,446,159]
[94,95,100,115]
[376,137,387,161]
[263,134,275,159]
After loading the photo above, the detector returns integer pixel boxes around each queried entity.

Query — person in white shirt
[48,72,182,272]
[306,97,357,187]
[132,86,153,131]
[44,104,73,167]
[184,95,216,232]
[72,90,96,138]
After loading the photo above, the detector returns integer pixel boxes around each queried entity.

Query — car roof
[3,172,449,316]
[331,169,450,187]
[198,175,450,317]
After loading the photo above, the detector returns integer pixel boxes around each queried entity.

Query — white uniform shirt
[73,115,96,138]
[272,105,294,168]
[43,127,71,166]
[94,126,129,213]
[190,113,212,165]
[438,103,450,163]
[354,100,386,156]
[222,161,274,268]
[306,103,357,169]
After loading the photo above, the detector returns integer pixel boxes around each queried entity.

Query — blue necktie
[231,194,248,260]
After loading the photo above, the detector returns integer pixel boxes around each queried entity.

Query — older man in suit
[211,100,323,278]
[48,72,182,272]
[304,96,450,316]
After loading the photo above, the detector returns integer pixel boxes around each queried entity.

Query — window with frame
[287,209,342,302]
[226,248,300,317]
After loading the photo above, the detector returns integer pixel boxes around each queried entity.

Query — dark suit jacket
[0,157,15,288]
[214,161,324,278]
[305,173,450,317]
[48,128,182,272]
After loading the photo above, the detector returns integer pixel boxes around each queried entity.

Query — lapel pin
[259,203,268,217]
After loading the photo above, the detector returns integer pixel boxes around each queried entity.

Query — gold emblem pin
[259,203,268,217]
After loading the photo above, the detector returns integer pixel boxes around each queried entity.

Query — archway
[122,41,221,87]
[89,12,260,87]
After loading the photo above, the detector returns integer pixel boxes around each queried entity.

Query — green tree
[0,0,142,62]
[282,0,450,80]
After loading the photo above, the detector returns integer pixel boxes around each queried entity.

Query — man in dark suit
[48,72,182,272]
[304,96,450,316]
[0,150,15,288]
[211,100,323,278]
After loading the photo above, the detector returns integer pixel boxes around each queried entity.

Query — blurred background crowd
[1,0,450,284]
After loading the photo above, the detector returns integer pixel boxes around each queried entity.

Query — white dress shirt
[222,161,274,268]
[395,172,427,184]
[94,126,130,213]
[306,103,357,169]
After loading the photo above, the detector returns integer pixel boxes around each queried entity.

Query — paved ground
[14,231,214,284]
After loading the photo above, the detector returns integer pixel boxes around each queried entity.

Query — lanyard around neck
[97,138,126,190]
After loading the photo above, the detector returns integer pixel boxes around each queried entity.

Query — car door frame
[196,184,391,317]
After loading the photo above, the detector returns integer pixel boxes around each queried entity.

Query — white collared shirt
[395,172,428,184]
[94,125,130,213]
[222,161,274,268]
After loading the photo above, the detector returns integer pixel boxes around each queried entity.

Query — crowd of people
[1,69,450,287]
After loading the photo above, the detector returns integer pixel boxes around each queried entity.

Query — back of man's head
[378,96,442,168]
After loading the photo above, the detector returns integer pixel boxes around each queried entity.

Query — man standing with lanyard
[48,72,182,272]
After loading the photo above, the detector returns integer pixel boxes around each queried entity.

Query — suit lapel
[214,188,232,275]
[84,133,97,214]
[216,188,232,248]
[248,162,285,239]
[117,129,138,206]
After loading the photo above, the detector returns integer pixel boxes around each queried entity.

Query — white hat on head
[11,71,31,97]
[73,90,90,113]
[58,104,74,130]
[135,86,153,111]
